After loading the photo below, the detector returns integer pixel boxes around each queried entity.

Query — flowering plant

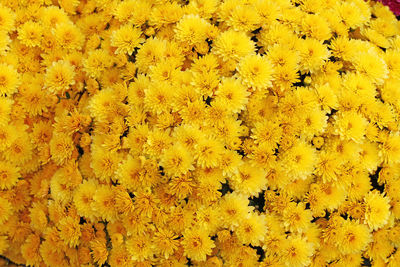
[0,0,400,266]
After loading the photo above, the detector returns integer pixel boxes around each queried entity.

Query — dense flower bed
[1,0,400,266]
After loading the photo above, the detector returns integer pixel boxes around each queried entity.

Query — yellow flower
[380,133,400,164]
[182,228,215,262]
[281,140,317,180]
[237,54,275,90]
[50,132,75,166]
[299,38,330,74]
[90,238,109,265]
[17,21,43,48]
[219,192,253,229]
[58,216,81,247]
[230,162,267,197]
[334,111,368,143]
[111,24,144,55]
[194,137,224,168]
[91,148,121,182]
[0,196,12,224]
[235,212,267,246]
[214,77,250,113]
[73,179,98,221]
[0,63,20,96]
[144,81,174,115]
[53,22,84,50]
[160,143,194,176]
[153,228,180,259]
[126,234,154,261]
[174,14,209,46]
[354,49,388,85]
[282,202,313,233]
[337,219,372,254]
[45,60,76,95]
[282,236,314,267]
[92,185,118,222]
[212,29,255,62]
[364,191,391,230]
[0,4,15,32]
[0,161,19,190]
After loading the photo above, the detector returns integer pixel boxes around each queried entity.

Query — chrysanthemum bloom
[380,132,400,164]
[235,213,267,246]
[160,143,194,176]
[364,191,391,230]
[219,193,253,229]
[237,54,275,90]
[58,217,81,247]
[111,24,144,55]
[282,202,313,233]
[0,196,12,224]
[44,60,76,95]
[174,14,209,46]
[0,4,15,32]
[17,21,43,47]
[194,137,224,168]
[182,228,215,262]
[153,228,180,259]
[73,179,97,221]
[282,236,315,267]
[336,220,372,254]
[0,64,20,96]
[230,162,267,197]
[334,111,368,143]
[0,161,20,190]
[90,238,109,265]
[281,140,317,179]
[212,29,255,63]
[49,133,75,166]
[53,22,84,50]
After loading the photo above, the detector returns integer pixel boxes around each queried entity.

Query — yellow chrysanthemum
[380,133,400,164]
[364,191,391,230]
[281,140,317,179]
[235,212,267,246]
[0,196,12,224]
[219,192,253,229]
[17,21,43,48]
[0,4,15,32]
[182,228,215,262]
[282,236,314,267]
[160,143,194,176]
[90,238,109,265]
[111,24,144,55]
[212,29,255,62]
[0,64,20,96]
[45,60,76,95]
[214,77,250,113]
[237,54,275,90]
[334,111,368,143]
[53,22,84,50]
[230,162,267,197]
[50,132,75,166]
[58,216,81,248]
[337,220,372,254]
[282,202,313,233]
[0,161,20,190]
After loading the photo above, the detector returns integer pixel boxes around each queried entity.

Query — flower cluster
[1,0,400,266]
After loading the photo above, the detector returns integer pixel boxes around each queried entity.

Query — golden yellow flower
[111,24,144,55]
